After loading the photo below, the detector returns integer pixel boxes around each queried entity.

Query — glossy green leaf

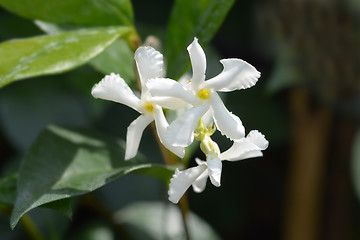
[34,20,135,85]
[115,202,221,240]
[165,0,235,79]
[90,40,135,85]
[0,7,43,42]
[131,165,177,184]
[34,20,78,35]
[10,125,174,228]
[0,0,133,26]
[0,173,72,218]
[41,199,73,219]
[0,26,130,88]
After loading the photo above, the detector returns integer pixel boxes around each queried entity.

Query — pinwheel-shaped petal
[147,38,260,148]
[168,164,208,204]
[168,130,268,204]
[92,73,143,113]
[219,130,269,161]
[92,47,185,160]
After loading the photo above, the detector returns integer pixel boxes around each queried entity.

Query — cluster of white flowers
[91,38,268,204]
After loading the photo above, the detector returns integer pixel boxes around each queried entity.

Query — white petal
[210,92,245,140]
[237,150,263,159]
[202,108,213,127]
[246,130,269,150]
[187,38,206,90]
[125,114,153,160]
[168,164,208,204]
[192,158,208,193]
[207,155,222,187]
[150,96,188,110]
[202,59,260,92]
[192,169,209,193]
[165,101,210,147]
[146,78,199,105]
[153,107,185,158]
[219,138,259,161]
[195,158,206,165]
[91,73,142,113]
[178,72,192,86]
[134,46,164,87]
[219,130,268,161]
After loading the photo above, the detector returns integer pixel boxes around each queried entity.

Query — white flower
[91,47,185,160]
[146,38,261,147]
[168,130,268,204]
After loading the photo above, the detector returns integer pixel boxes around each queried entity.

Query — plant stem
[127,27,142,52]
[150,122,191,239]
[20,214,45,240]
[150,122,179,166]
[179,195,191,240]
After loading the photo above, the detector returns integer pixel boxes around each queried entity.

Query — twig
[150,122,191,240]
[179,195,191,240]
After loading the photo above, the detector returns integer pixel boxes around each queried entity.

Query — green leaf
[41,199,73,219]
[0,26,130,88]
[34,20,135,85]
[131,165,176,184]
[165,0,235,79]
[115,202,221,240]
[0,174,17,205]
[90,39,135,85]
[0,174,73,218]
[10,125,174,229]
[34,20,78,35]
[0,0,133,26]
[0,7,43,42]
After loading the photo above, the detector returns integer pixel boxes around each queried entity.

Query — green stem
[20,214,45,240]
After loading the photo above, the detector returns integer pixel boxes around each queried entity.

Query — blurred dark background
[1,0,360,239]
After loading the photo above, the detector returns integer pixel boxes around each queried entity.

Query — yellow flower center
[194,118,220,156]
[144,102,154,113]
[198,89,210,100]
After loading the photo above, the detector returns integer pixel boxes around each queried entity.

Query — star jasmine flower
[91,46,185,160]
[168,130,269,204]
[146,38,261,147]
